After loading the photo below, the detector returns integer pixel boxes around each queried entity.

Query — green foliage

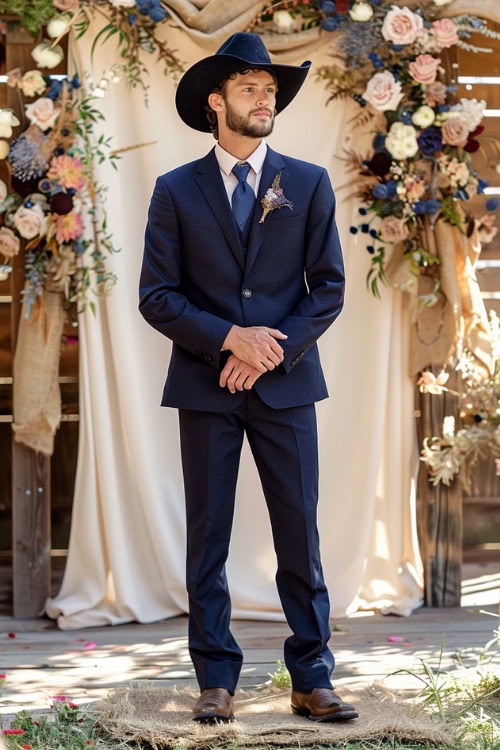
[267,657,292,688]
[440,194,464,229]
[0,0,57,36]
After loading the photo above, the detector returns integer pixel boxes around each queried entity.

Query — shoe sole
[192,712,235,724]
[292,706,359,722]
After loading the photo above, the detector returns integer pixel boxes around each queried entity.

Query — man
[138,32,357,724]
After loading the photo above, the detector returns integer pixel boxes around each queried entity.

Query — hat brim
[175,54,311,133]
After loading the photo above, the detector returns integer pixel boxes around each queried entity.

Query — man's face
[216,69,278,138]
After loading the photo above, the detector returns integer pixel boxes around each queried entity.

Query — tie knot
[232,162,251,183]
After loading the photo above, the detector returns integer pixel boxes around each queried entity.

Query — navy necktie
[231,161,255,235]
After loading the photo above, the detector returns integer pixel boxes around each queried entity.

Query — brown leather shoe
[192,687,234,723]
[291,687,359,722]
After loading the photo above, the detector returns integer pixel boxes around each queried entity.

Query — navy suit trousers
[178,387,335,695]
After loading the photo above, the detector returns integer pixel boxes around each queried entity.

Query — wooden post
[415,364,464,606]
[5,21,52,617]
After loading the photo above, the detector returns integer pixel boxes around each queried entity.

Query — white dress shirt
[214,138,267,205]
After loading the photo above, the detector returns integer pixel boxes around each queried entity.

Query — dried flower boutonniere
[259,172,293,223]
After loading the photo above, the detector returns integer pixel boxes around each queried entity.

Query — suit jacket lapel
[193,144,288,275]
[245,145,288,278]
[194,147,245,270]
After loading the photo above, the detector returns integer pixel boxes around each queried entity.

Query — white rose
[47,14,72,39]
[386,122,419,160]
[273,10,296,33]
[0,108,20,138]
[13,202,48,240]
[0,108,20,127]
[450,97,486,132]
[0,180,7,202]
[412,105,435,128]
[20,70,46,97]
[0,141,9,159]
[25,97,60,131]
[31,40,64,69]
[349,2,373,21]
[433,0,453,5]
[109,0,137,6]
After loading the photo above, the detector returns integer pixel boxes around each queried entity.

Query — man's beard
[224,99,275,137]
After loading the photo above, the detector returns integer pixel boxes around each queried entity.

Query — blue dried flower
[128,13,137,25]
[322,16,340,31]
[366,245,375,254]
[486,197,499,211]
[8,133,49,181]
[321,0,336,11]
[369,229,378,238]
[372,134,386,151]
[368,52,384,69]
[149,6,167,21]
[350,226,358,234]
[417,127,442,156]
[373,183,389,199]
[477,178,489,194]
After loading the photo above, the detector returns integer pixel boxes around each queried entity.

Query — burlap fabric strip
[12,272,66,457]
[384,207,494,380]
[85,682,459,748]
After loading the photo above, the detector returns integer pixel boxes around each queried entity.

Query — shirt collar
[215,138,267,177]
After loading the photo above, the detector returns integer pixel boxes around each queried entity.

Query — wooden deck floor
[0,603,498,723]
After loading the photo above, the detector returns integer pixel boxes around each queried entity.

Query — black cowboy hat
[175,32,311,133]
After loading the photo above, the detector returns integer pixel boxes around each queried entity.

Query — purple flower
[417,127,442,156]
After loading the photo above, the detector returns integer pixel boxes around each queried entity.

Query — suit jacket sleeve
[276,168,345,375]
[138,174,234,370]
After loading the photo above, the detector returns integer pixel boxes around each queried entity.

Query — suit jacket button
[206,354,213,362]
[242,288,253,298]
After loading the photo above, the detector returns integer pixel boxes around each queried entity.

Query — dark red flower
[464,139,480,153]
[50,192,73,215]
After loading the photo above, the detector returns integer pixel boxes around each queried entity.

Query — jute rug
[85,682,458,748]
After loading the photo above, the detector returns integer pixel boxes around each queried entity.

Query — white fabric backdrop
[44,19,424,629]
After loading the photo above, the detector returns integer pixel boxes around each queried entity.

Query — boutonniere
[259,172,293,224]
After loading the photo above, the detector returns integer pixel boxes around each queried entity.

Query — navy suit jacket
[138,143,345,411]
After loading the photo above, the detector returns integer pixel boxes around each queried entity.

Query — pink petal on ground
[387,636,405,642]
[83,642,96,650]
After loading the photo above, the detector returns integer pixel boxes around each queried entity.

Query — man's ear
[208,92,224,113]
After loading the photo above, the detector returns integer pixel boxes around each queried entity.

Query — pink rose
[0,227,20,258]
[25,97,59,131]
[381,6,423,46]
[379,216,410,243]
[409,54,440,84]
[431,19,459,49]
[362,71,403,112]
[424,81,447,107]
[441,117,469,147]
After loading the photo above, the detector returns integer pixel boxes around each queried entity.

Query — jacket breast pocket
[268,211,304,222]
